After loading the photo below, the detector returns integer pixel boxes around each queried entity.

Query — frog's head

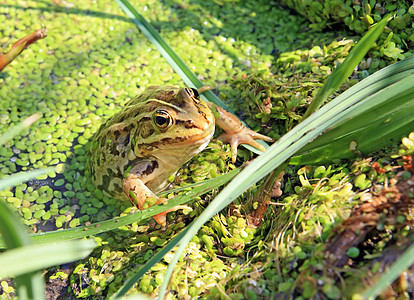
[132,86,215,156]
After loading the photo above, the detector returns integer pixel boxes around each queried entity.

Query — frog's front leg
[208,103,274,163]
[123,173,191,226]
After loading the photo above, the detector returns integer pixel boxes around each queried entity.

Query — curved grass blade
[0,201,31,250]
[291,56,414,165]
[0,201,45,300]
[0,167,55,191]
[0,168,240,249]
[113,0,229,110]
[0,113,41,146]
[303,17,388,118]
[363,240,414,299]
[0,239,96,278]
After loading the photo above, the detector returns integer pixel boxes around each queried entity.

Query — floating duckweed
[55,215,67,228]
[0,280,14,294]
[33,210,46,219]
[354,174,371,189]
[91,197,104,208]
[53,178,65,187]
[63,191,75,197]
[87,207,99,215]
[94,189,104,200]
[150,237,166,247]
[22,208,32,220]
[346,247,360,258]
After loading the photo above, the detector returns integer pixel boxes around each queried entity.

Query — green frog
[89,86,273,225]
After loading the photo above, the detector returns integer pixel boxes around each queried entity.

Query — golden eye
[185,87,199,99]
[152,110,173,129]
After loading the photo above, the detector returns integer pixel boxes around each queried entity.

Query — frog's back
[88,86,215,200]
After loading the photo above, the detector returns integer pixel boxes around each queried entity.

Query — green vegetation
[1,0,414,299]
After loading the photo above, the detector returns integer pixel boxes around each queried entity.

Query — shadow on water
[0,0,132,23]
[1,0,343,69]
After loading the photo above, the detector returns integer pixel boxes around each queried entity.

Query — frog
[88,86,273,226]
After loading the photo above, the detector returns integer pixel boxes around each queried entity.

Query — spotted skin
[88,86,273,225]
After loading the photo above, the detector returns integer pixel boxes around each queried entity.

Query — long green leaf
[0,200,31,249]
[291,56,414,164]
[0,168,240,249]
[0,239,96,278]
[113,0,229,109]
[0,167,55,191]
[303,17,388,118]
[0,201,45,300]
[111,226,190,299]
[364,240,414,299]
[0,113,41,146]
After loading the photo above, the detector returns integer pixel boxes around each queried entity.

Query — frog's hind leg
[123,173,192,226]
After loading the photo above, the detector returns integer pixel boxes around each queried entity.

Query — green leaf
[363,240,414,299]
[0,239,96,278]
[303,16,389,118]
[0,113,41,146]
[0,167,55,191]
[0,168,240,249]
[111,226,190,299]
[291,56,414,165]
[0,201,45,300]
[0,200,31,249]
[113,0,229,110]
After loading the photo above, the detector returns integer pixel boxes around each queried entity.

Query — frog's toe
[153,212,167,226]
[217,128,273,163]
[153,205,193,226]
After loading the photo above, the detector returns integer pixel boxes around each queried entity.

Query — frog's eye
[152,110,173,130]
[185,88,199,99]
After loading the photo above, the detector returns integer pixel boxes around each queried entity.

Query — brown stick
[0,28,48,72]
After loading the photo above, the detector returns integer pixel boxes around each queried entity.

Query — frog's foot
[153,198,192,226]
[217,127,274,163]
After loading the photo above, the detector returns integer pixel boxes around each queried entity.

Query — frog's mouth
[152,125,214,151]
[187,127,215,152]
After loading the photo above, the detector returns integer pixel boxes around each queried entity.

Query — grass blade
[363,241,414,299]
[303,17,388,118]
[0,167,55,191]
[0,239,96,278]
[0,113,41,146]
[0,201,31,249]
[0,168,239,249]
[291,56,414,164]
[0,201,45,299]
[111,226,190,299]
[113,0,229,110]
